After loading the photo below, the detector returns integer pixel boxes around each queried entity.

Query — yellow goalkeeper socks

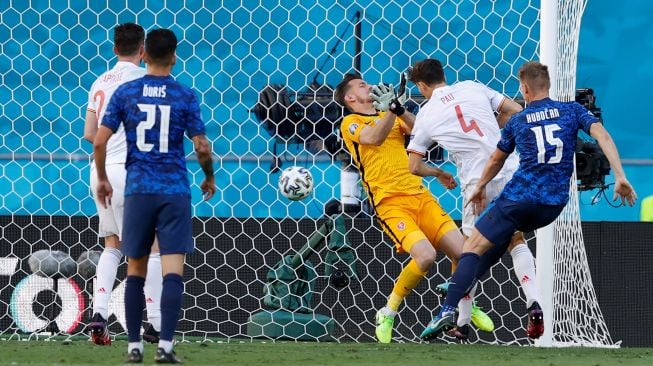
[387,259,427,312]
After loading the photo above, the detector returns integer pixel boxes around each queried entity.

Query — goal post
[537,0,618,348]
[535,0,559,348]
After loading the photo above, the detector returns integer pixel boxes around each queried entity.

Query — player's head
[518,61,551,102]
[408,58,446,98]
[334,73,372,112]
[144,28,177,67]
[113,23,145,57]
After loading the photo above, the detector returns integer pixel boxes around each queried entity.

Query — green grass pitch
[0,340,652,366]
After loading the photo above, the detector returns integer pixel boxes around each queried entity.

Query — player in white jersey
[405,58,544,339]
[82,23,162,346]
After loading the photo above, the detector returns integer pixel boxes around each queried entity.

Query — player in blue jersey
[420,61,637,340]
[94,28,215,363]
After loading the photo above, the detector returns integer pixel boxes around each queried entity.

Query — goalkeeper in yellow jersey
[334,73,493,343]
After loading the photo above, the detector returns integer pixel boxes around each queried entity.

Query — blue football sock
[475,241,508,280]
[160,273,184,342]
[125,275,146,343]
[442,253,481,312]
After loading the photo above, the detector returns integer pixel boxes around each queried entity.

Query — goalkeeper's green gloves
[370,83,395,112]
[369,72,408,116]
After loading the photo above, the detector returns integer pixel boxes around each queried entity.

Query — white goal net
[0,0,613,345]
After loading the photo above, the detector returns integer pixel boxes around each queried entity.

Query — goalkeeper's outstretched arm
[358,112,400,146]
[398,111,415,131]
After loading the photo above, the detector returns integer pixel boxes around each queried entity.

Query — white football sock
[511,243,539,308]
[144,253,163,332]
[93,247,122,319]
[128,341,144,354]
[379,306,397,318]
[456,283,477,327]
[158,340,174,353]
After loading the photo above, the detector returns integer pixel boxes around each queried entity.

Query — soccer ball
[278,166,314,201]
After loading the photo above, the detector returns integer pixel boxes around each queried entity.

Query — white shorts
[90,163,126,239]
[461,176,510,237]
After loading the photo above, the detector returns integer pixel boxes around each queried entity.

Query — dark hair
[408,58,445,85]
[518,61,551,91]
[145,28,178,66]
[114,23,144,56]
[334,73,362,109]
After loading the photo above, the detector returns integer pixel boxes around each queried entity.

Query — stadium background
[0,0,652,348]
[0,0,651,220]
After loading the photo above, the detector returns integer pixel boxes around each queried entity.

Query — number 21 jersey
[101,75,206,196]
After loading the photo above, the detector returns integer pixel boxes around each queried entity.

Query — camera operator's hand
[370,83,394,112]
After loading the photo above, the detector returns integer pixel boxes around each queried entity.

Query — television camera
[574,88,610,191]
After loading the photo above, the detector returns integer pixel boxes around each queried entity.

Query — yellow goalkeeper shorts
[375,191,458,254]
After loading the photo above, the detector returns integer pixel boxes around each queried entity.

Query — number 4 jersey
[407,80,519,187]
[498,97,599,205]
[102,74,206,196]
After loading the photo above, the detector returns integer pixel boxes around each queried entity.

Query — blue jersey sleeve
[101,87,124,132]
[572,102,600,134]
[185,91,206,138]
[497,116,517,153]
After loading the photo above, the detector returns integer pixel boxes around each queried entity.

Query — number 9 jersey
[101,74,206,196]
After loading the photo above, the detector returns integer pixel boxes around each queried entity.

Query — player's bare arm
[83,109,99,143]
[358,112,398,146]
[467,148,509,214]
[192,134,216,200]
[407,152,457,189]
[589,123,637,206]
[496,98,523,128]
[93,125,114,208]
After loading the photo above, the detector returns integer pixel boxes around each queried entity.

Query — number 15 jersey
[102,74,206,196]
[407,80,519,187]
[498,98,598,205]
